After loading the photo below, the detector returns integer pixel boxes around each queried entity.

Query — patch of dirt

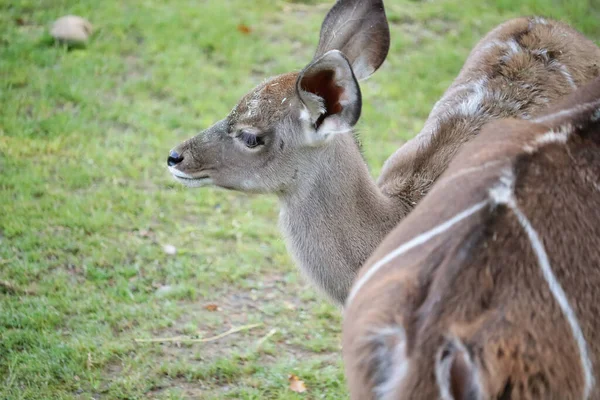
[152,272,295,357]
[136,270,341,396]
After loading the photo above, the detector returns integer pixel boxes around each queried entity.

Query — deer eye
[238,131,264,148]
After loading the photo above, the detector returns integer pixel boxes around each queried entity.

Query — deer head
[167,0,390,194]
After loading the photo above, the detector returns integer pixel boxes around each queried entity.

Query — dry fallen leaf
[205,303,219,312]
[237,24,252,35]
[288,374,307,393]
[138,229,151,238]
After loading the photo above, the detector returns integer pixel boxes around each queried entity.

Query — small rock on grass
[50,15,93,45]
[163,244,177,255]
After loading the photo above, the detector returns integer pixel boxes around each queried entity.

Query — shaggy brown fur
[343,76,600,400]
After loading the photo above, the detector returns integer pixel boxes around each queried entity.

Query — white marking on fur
[534,127,571,145]
[431,78,488,116]
[299,105,311,123]
[346,200,489,305]
[168,166,213,188]
[532,99,600,124]
[488,168,515,205]
[480,39,504,52]
[498,38,522,64]
[492,177,595,400]
[506,38,521,56]
[281,97,287,104]
[551,60,577,89]
[299,103,336,145]
[365,326,409,400]
[244,88,265,118]
[514,206,594,398]
[435,338,483,400]
[532,48,550,61]
[435,347,454,400]
[173,176,213,188]
[523,125,572,153]
[591,108,600,122]
[168,166,193,179]
[532,16,548,25]
[480,38,521,62]
[456,82,487,116]
[438,159,509,188]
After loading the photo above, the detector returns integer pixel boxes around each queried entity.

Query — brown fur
[343,77,600,400]
[168,0,600,305]
[378,17,600,205]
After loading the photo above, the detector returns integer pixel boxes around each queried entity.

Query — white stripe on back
[346,200,488,305]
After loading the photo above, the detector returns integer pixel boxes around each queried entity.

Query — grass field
[1,0,598,398]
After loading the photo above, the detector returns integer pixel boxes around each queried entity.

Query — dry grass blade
[255,328,278,349]
[134,323,263,343]
[0,280,35,295]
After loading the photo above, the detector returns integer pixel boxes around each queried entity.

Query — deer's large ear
[435,337,484,400]
[296,50,361,144]
[315,0,390,81]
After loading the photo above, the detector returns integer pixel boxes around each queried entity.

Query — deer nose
[167,150,184,167]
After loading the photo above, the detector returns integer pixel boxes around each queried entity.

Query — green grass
[1,0,598,398]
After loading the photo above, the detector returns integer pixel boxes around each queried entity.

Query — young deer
[342,76,600,400]
[167,0,600,305]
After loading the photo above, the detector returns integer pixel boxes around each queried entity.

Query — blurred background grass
[1,0,598,398]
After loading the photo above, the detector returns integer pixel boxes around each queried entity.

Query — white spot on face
[299,105,311,124]
[245,98,260,118]
[168,166,213,188]
[281,97,287,104]
[172,176,214,188]
[299,104,320,145]
[244,86,267,118]
[168,165,193,179]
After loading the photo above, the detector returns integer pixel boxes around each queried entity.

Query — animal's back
[378,16,600,208]
[344,77,600,399]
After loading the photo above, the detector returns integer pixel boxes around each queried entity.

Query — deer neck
[277,134,407,305]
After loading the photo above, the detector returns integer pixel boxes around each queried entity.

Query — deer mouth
[168,166,213,188]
